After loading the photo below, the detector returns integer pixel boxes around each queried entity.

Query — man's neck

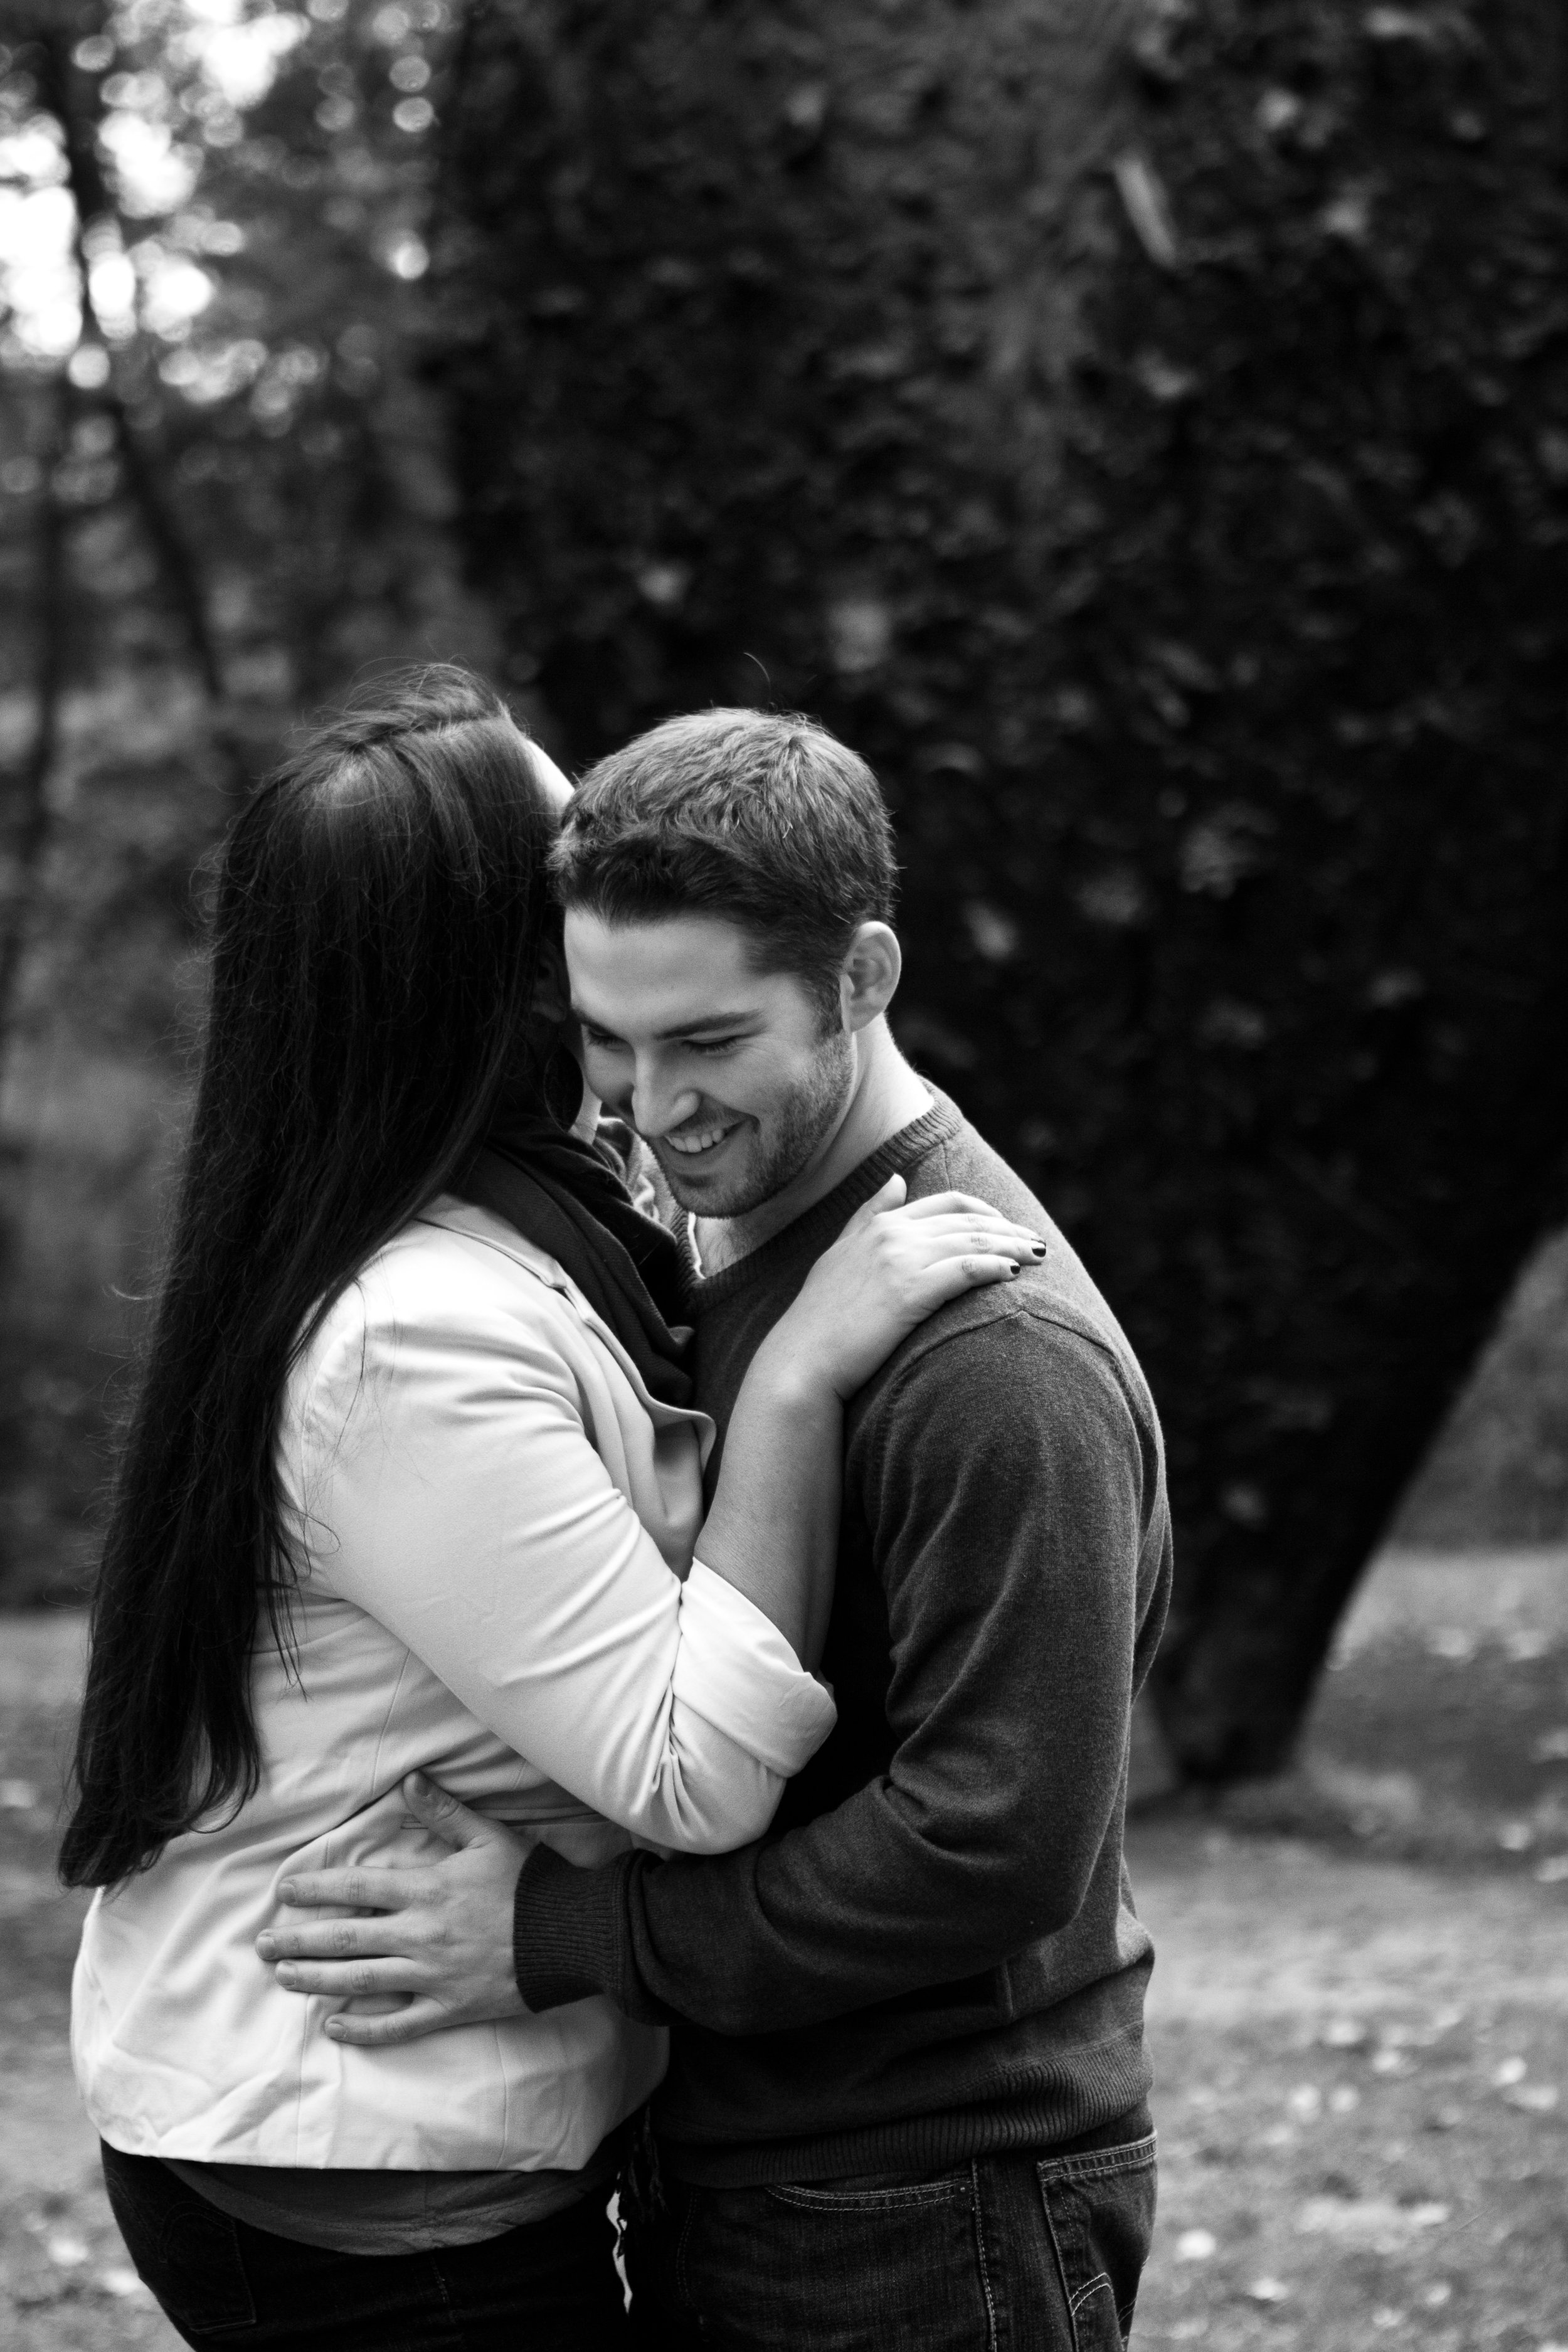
[694,1022,934,1274]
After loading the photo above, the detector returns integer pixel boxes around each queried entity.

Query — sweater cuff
[512,1842,633,2013]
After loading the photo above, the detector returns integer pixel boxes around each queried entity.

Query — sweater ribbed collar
[682,1091,962,1306]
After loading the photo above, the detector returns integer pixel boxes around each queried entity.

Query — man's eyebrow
[572,1006,761,1039]
[655,1009,761,1037]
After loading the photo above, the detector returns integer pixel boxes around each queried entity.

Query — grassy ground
[1,1553,1565,2350]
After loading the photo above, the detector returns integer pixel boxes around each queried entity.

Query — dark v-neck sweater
[512,1093,1173,2185]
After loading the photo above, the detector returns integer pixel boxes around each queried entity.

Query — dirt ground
[1,1550,1565,2351]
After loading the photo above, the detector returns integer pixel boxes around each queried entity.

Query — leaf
[1112,152,1180,270]
[1503,2082,1559,2112]
[1247,2277,1291,2304]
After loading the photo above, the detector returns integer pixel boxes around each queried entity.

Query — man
[263,710,1173,2349]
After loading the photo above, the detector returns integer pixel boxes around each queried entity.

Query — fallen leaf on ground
[1296,2197,1448,2249]
[1504,2082,1559,2112]
[1176,2227,1218,2261]
[1246,2277,1290,2304]
[99,2265,151,2297]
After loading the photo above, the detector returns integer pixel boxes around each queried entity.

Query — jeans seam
[137,2181,257,2335]
[1035,2173,1083,2352]
[672,2188,701,2328]
[1069,2269,1113,2319]
[1035,2132,1158,2188]
[970,2158,999,2352]
[763,2179,970,2212]
[430,2245,487,2352]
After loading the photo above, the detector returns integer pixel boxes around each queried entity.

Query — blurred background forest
[0,0,1565,1765]
[0,0,504,1609]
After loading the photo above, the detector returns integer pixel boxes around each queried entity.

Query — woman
[61,669,1037,2350]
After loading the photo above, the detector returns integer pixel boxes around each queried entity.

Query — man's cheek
[582,1050,625,1105]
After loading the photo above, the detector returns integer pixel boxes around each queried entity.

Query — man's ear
[839,922,902,1032]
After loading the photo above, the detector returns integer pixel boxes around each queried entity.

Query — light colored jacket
[72,1198,835,2173]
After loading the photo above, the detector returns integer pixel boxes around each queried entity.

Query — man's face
[564,909,854,1216]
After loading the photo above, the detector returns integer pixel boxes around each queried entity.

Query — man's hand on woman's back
[257,1772,527,2046]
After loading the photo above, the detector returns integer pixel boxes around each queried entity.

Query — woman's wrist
[742,1328,845,1419]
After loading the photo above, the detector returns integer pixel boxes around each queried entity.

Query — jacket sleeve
[512,1308,1168,2030]
[292,1281,835,1859]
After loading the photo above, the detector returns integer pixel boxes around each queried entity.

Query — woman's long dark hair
[60,667,558,1888]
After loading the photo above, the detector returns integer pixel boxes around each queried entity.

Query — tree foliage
[433,0,1568,1777]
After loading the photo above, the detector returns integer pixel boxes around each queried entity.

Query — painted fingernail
[255,1932,277,1959]
[278,1880,297,1904]
[1029,1243,1046,1258]
[1007,1260,1020,1274]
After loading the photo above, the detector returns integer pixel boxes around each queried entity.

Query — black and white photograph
[0,2,1564,2346]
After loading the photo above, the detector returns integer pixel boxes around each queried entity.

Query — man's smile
[659,1117,745,1161]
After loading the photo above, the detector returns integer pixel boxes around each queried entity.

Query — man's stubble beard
[659,1025,856,1219]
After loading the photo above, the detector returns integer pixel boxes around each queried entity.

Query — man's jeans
[622,2133,1157,2351]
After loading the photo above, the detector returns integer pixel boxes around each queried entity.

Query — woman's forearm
[696,1336,842,1668]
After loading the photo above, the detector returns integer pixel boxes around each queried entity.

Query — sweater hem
[657,2060,1155,2187]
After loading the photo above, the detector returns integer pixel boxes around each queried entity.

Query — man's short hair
[551,709,898,1015]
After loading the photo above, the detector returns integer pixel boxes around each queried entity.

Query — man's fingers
[400,1772,492,1850]
[323,1998,453,2048]
[273,1957,424,1998]
[275,1866,421,1913]
[258,1910,423,1963]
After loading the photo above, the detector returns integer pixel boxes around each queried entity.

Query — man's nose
[630,1062,702,1138]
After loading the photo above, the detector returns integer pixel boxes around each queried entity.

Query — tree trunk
[433,0,1568,1780]
[29,7,250,799]
[0,377,69,1064]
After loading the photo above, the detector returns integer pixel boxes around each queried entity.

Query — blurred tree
[432,0,1568,1779]
[0,0,487,1599]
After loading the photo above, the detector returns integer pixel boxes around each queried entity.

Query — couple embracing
[64,670,1172,2350]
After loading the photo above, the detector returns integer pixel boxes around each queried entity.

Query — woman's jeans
[621,2134,1158,2352]
[100,2143,628,2351]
